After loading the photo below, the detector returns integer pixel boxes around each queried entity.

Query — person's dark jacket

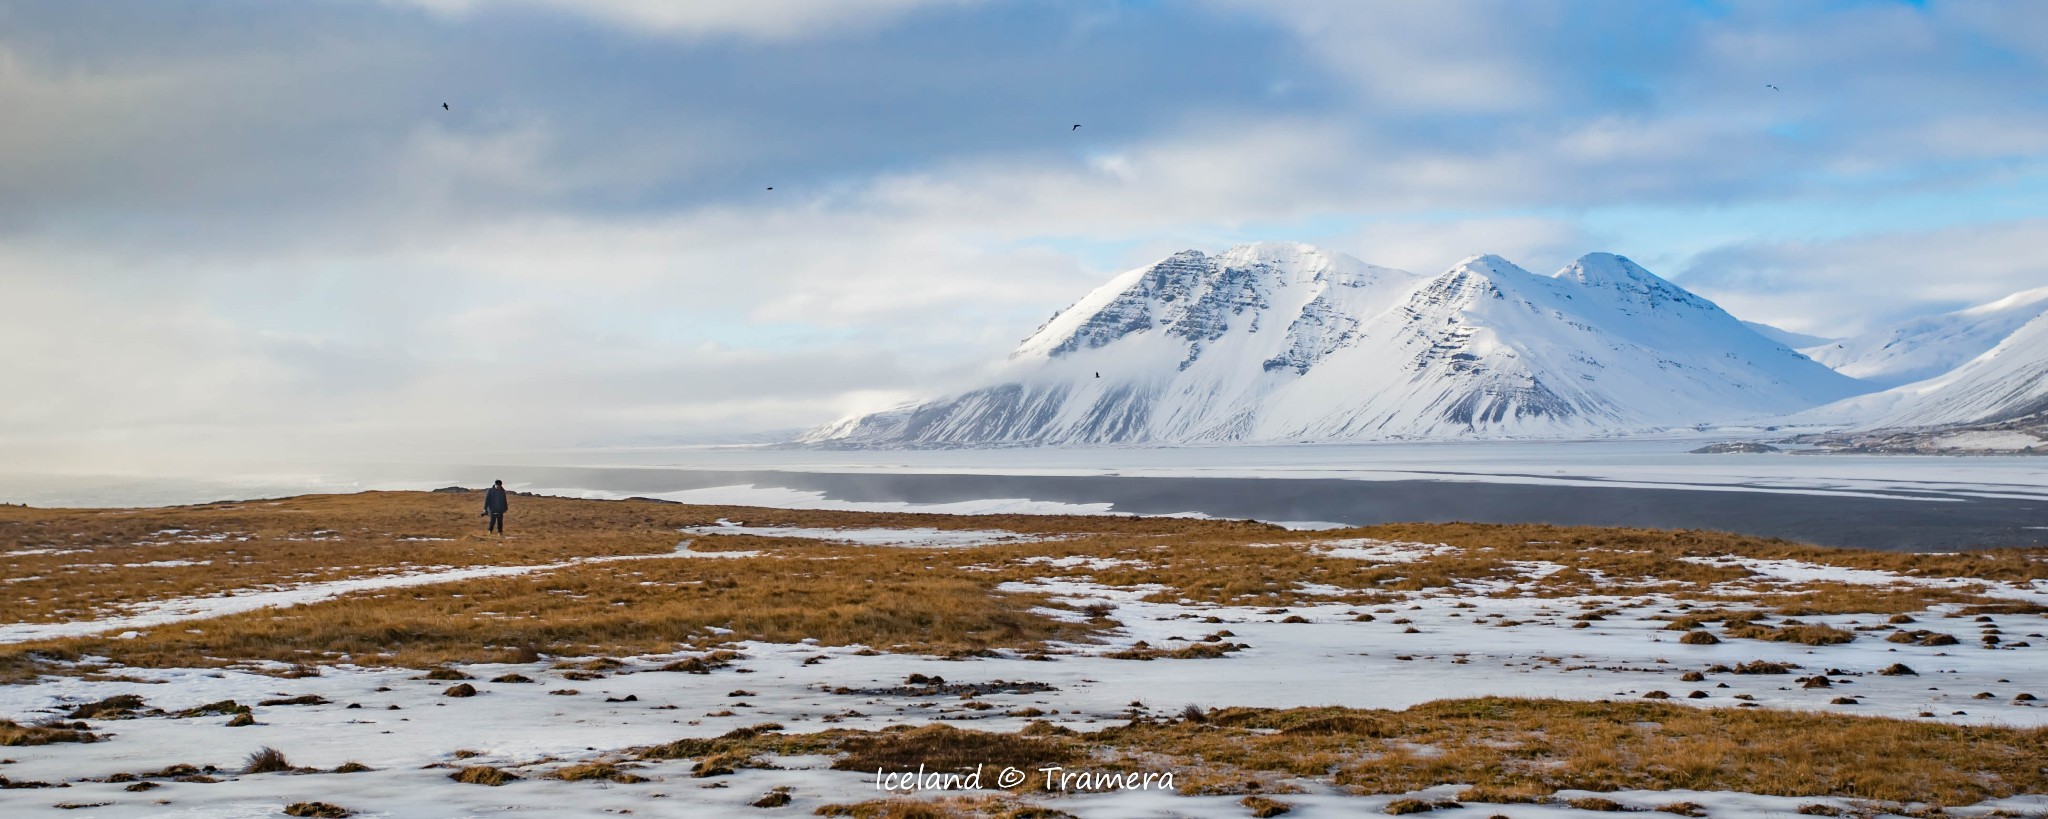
[483,486,510,514]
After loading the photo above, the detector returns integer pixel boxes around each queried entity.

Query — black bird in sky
[442,102,450,110]
[766,187,774,191]
[1072,124,1081,130]
[1765,84,1779,91]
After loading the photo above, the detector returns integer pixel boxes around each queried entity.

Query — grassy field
[5,492,2048,815]
[4,491,2044,681]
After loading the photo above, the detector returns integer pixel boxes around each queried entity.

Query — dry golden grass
[832,724,1083,775]
[1695,582,1997,617]
[624,698,2048,807]
[1109,698,2048,805]
[0,491,1269,623]
[814,795,1073,819]
[0,719,101,746]
[1346,523,2048,583]
[5,493,2044,679]
[0,541,1103,676]
[1721,622,1857,645]
[548,760,648,783]
[449,765,519,786]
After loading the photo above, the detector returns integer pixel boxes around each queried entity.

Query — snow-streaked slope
[806,245,1868,447]
[1742,321,1836,350]
[1253,253,1864,439]
[805,242,1421,445]
[1800,287,2048,388]
[1867,309,2048,429]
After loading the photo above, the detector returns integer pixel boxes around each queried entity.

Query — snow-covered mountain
[1780,310,2048,453]
[1798,287,2048,388]
[805,243,1868,447]
[1867,309,2048,429]
[1742,321,1836,350]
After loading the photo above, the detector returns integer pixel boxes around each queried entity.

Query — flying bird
[766,187,774,191]
[1072,124,1081,130]
[442,102,450,110]
[1765,84,1779,91]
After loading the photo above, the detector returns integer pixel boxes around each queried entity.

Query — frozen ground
[677,520,1062,547]
[3,529,2046,817]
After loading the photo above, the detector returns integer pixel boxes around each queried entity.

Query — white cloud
[1681,219,2048,338]
[1212,0,1565,113]
[6,1,2048,476]
[1326,216,1592,276]
[387,0,968,40]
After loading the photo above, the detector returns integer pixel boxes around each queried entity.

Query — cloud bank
[2,0,2045,472]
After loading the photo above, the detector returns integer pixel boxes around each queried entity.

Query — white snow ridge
[1868,308,2048,429]
[1800,286,2048,389]
[807,243,1867,447]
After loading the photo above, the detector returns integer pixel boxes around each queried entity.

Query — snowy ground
[4,525,2046,817]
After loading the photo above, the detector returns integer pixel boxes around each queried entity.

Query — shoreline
[11,468,2048,552]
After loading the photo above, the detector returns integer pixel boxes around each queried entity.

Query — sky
[4,0,2047,473]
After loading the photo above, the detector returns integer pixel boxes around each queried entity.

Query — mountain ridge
[1799,286,2048,388]
[806,243,1868,448]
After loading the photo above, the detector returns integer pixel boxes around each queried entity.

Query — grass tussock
[1103,641,1244,661]
[243,746,293,774]
[831,724,1082,776]
[0,719,100,746]
[449,765,520,786]
[67,694,149,719]
[1384,798,1462,814]
[549,761,647,784]
[1721,623,1857,646]
[283,803,353,818]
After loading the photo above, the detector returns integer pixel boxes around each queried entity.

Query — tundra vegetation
[2,492,2045,814]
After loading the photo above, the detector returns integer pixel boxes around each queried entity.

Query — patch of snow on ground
[1015,555,1149,571]
[1688,555,2048,604]
[681,519,1057,547]
[1308,538,1459,563]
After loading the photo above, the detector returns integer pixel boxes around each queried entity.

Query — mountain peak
[810,241,1866,448]
[1449,253,1532,276]
[1214,240,1325,263]
[1556,252,1652,286]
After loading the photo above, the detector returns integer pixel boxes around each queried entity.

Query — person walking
[483,480,510,535]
